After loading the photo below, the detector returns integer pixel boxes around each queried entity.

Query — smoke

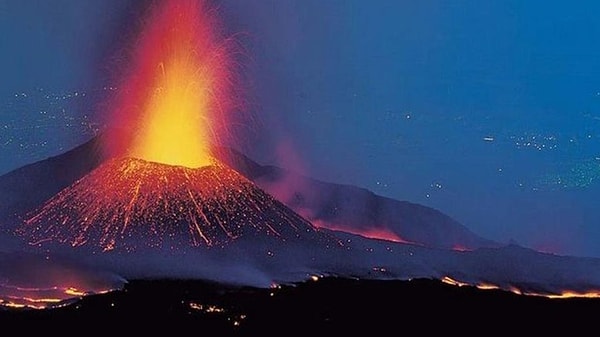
[6,231,600,300]
[264,140,311,204]
[249,140,409,243]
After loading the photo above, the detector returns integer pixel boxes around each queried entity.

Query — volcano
[0,134,495,251]
[20,157,331,252]
[6,144,600,297]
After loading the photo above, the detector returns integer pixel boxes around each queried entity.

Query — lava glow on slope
[0,285,112,310]
[109,0,236,168]
[310,220,411,244]
[441,276,600,299]
[0,252,125,310]
[21,158,324,252]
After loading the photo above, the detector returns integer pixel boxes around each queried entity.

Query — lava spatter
[20,157,325,252]
[107,0,239,168]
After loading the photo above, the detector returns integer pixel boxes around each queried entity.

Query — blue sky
[1,0,599,256]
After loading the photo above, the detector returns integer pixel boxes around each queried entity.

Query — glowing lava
[312,220,412,244]
[0,285,113,310]
[21,158,329,252]
[441,276,600,299]
[109,0,236,168]
[18,1,329,253]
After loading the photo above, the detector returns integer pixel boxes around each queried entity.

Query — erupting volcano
[18,0,327,251]
[6,0,600,313]
[22,157,325,252]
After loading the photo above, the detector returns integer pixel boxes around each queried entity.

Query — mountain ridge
[0,133,495,250]
[19,156,334,252]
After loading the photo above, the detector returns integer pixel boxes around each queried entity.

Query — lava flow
[0,252,125,310]
[17,0,326,252]
[0,285,111,310]
[21,158,324,252]
[441,276,600,299]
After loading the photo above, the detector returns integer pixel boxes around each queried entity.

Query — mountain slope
[0,137,104,225]
[20,157,331,252]
[0,134,493,250]
[215,147,496,250]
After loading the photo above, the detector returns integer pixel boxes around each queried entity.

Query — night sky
[1,1,599,257]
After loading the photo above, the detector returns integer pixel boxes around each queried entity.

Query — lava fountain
[109,0,236,167]
[19,0,332,252]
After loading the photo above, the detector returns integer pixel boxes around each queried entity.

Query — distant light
[483,136,494,142]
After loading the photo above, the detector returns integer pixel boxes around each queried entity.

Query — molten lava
[311,220,412,244]
[18,0,328,253]
[21,158,326,252]
[110,0,235,168]
[441,275,600,299]
[0,285,112,310]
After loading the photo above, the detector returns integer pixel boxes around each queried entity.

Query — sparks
[20,158,330,252]
[108,0,237,168]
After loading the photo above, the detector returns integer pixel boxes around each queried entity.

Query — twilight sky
[1,0,599,257]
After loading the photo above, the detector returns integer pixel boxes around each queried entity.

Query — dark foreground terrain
[1,278,597,333]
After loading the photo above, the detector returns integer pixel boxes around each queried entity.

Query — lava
[108,0,237,168]
[452,245,471,252]
[311,220,412,244]
[20,158,326,252]
[0,285,113,310]
[0,252,125,310]
[441,276,600,299]
[6,0,600,310]
[17,0,328,254]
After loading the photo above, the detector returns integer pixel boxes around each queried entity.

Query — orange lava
[108,0,237,168]
[353,227,412,244]
[0,284,115,310]
[441,276,600,299]
[312,220,412,244]
[452,245,471,252]
[543,291,600,299]
[21,158,325,252]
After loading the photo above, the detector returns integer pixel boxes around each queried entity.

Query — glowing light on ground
[312,220,412,244]
[441,276,600,299]
[21,158,329,252]
[452,245,471,252]
[0,284,118,310]
[441,276,470,288]
[189,302,225,313]
[543,291,600,299]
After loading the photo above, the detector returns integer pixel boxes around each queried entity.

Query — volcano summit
[21,157,331,252]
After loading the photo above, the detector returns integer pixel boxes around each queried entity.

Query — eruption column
[110,0,234,168]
